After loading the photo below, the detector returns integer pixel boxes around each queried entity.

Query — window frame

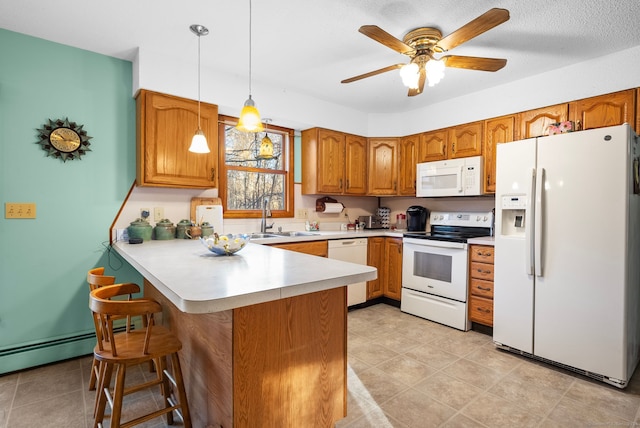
[218,115,294,219]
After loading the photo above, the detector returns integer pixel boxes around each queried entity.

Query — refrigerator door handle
[534,167,545,277]
[525,168,536,275]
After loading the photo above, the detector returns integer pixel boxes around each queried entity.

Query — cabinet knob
[210,167,216,184]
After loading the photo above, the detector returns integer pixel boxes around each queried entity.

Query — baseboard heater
[494,342,626,389]
[1,326,127,375]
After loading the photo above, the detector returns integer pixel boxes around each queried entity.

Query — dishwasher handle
[328,238,368,247]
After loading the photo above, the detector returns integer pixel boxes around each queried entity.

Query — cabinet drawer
[470,245,494,263]
[469,296,493,326]
[470,278,494,299]
[470,261,494,281]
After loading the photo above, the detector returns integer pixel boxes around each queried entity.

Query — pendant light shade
[237,95,263,133]
[256,118,274,159]
[188,24,210,154]
[236,0,264,133]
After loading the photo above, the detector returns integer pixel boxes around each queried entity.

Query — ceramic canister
[127,218,153,241]
[154,219,176,240]
[176,219,191,239]
[200,222,214,238]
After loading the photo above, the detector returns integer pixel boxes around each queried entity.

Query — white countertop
[113,239,378,314]
[248,229,404,244]
[467,236,495,246]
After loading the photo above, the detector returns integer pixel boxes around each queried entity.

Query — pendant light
[256,118,274,159]
[236,0,264,133]
[188,24,210,153]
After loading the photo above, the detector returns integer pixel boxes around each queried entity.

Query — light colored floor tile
[403,343,461,370]
[443,358,504,390]
[413,371,483,410]
[381,388,457,428]
[563,378,640,422]
[375,354,439,387]
[462,393,541,427]
[544,395,632,426]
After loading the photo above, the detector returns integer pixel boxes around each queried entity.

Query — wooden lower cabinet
[468,244,495,327]
[367,237,402,301]
[269,240,328,257]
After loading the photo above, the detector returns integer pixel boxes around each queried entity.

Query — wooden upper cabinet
[344,134,368,195]
[518,103,569,139]
[398,134,418,196]
[367,138,398,195]
[569,89,636,131]
[483,115,515,194]
[448,121,484,159]
[301,128,345,195]
[136,89,219,188]
[418,129,448,162]
[637,89,640,133]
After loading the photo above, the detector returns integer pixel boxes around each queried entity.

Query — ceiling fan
[341,8,510,96]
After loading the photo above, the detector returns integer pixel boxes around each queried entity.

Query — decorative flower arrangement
[547,121,579,135]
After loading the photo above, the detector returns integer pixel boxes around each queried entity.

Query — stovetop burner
[403,211,494,243]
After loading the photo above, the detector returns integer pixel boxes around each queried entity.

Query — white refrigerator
[493,124,640,388]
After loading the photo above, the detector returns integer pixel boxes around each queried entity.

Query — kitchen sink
[273,231,320,237]
[249,233,280,239]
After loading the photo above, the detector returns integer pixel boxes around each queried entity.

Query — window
[218,115,294,218]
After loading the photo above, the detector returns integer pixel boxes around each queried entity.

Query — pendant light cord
[248,0,252,96]
[197,32,202,129]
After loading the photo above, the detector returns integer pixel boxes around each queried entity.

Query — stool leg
[89,356,99,390]
[110,363,126,428]
[170,353,192,428]
[94,362,113,428]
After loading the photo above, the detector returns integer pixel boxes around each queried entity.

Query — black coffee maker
[406,206,428,231]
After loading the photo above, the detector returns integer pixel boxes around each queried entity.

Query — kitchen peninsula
[113,239,377,427]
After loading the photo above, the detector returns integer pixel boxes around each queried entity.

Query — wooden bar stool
[89,283,191,428]
[87,267,116,391]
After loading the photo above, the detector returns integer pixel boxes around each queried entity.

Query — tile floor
[2,303,640,427]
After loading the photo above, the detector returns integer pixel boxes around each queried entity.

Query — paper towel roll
[322,202,344,213]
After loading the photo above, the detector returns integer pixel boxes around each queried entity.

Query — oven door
[402,238,469,301]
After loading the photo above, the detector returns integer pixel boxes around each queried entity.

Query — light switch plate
[5,203,36,219]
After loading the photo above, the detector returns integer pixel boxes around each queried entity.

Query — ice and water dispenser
[499,195,527,237]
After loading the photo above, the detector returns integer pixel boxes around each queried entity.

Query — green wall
[0,29,142,373]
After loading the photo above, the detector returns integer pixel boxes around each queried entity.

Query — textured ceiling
[1,0,639,114]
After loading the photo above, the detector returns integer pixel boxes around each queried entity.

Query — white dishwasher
[328,238,368,306]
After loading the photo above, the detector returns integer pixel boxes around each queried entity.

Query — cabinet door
[518,103,569,138]
[483,116,515,194]
[316,129,346,194]
[366,237,384,300]
[344,134,367,195]
[398,135,418,196]
[418,130,448,162]
[269,241,328,257]
[569,89,636,131]
[367,138,398,195]
[137,90,219,188]
[449,121,483,159]
[384,238,403,301]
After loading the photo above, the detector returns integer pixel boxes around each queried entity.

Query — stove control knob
[439,215,444,220]
[476,216,481,221]
[483,216,488,221]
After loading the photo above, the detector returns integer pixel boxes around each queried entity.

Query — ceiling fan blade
[359,25,415,55]
[436,8,510,52]
[442,55,507,71]
[341,64,404,84]
[408,67,426,97]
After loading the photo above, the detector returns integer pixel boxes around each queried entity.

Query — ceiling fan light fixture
[399,62,420,89]
[425,59,445,87]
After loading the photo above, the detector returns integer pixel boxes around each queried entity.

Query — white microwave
[416,156,483,197]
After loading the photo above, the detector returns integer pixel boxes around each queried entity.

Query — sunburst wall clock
[36,118,92,162]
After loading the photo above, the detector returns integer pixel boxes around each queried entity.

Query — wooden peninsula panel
[144,279,347,427]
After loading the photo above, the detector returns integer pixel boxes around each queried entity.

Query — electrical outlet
[295,208,308,219]
[140,208,150,220]
[153,207,164,222]
[5,202,36,219]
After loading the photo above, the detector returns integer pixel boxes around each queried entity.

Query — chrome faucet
[261,197,274,233]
